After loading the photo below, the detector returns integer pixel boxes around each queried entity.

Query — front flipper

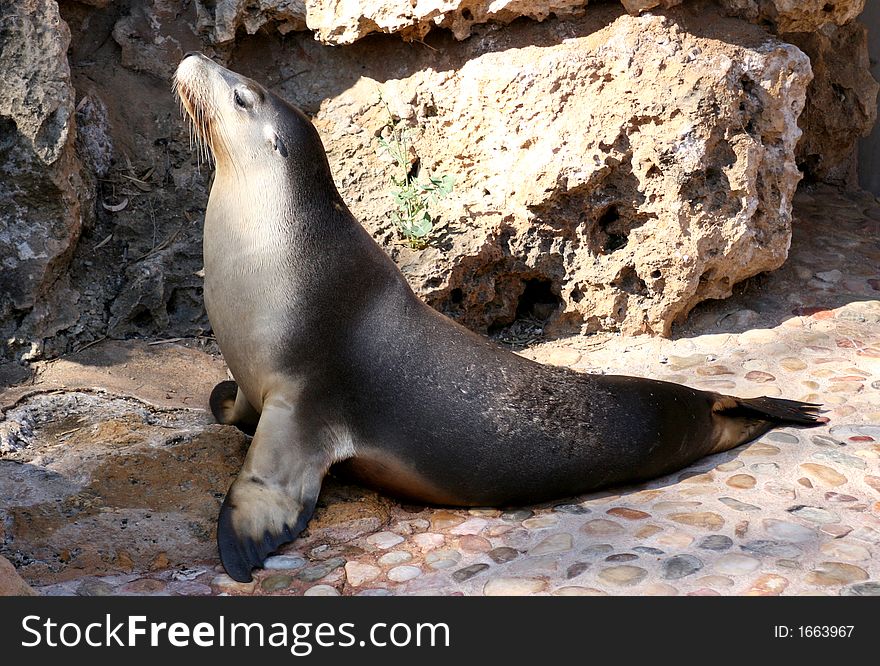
[217,397,330,582]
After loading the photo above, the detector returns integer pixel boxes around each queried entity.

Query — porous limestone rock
[310,8,811,335]
[198,0,594,45]
[0,0,89,360]
[195,1,866,46]
[785,21,879,187]
[720,0,865,33]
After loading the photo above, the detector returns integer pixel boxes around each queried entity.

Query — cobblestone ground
[14,185,880,596]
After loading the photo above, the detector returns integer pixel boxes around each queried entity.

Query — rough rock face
[0,392,247,584]
[720,0,865,33]
[785,21,879,187]
[308,9,811,336]
[199,0,592,45]
[196,0,864,46]
[0,0,872,362]
[0,555,37,596]
[113,0,203,79]
[0,0,91,360]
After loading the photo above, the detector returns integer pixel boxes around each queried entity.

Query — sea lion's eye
[233,90,249,109]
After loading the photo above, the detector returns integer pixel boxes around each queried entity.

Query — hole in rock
[516,278,562,321]
[598,206,628,253]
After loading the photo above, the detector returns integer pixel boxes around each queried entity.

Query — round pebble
[780,357,807,371]
[745,370,776,383]
[657,530,695,548]
[746,574,790,596]
[582,544,614,557]
[344,562,381,587]
[698,535,733,551]
[642,583,679,596]
[458,535,491,552]
[719,497,761,512]
[488,547,519,564]
[741,540,802,558]
[430,511,465,530]
[566,562,590,579]
[633,546,665,555]
[451,563,490,583]
[841,582,880,596]
[211,574,256,593]
[260,574,293,592]
[764,481,797,499]
[304,585,339,596]
[483,577,547,596]
[425,549,461,570]
[714,554,761,575]
[366,532,405,549]
[581,519,624,535]
[787,505,840,524]
[670,511,725,530]
[522,514,558,529]
[413,533,445,551]
[806,562,869,586]
[726,474,756,489]
[606,507,650,520]
[750,462,780,475]
[554,503,592,514]
[661,555,703,580]
[356,588,393,596]
[763,519,816,543]
[378,551,413,566]
[598,565,648,586]
[387,565,422,582]
[529,533,573,556]
[799,463,847,487]
[819,541,871,562]
[605,553,638,562]
[263,555,306,570]
[501,509,534,522]
[450,518,488,535]
[552,586,606,596]
[296,558,346,583]
[765,432,799,444]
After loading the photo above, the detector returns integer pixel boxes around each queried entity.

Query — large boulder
[304,7,811,336]
[194,0,866,46]
[0,555,37,596]
[720,0,865,33]
[0,0,90,361]
[0,389,247,584]
[785,21,879,188]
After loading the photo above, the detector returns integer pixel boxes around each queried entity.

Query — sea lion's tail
[716,396,826,426]
[707,394,827,454]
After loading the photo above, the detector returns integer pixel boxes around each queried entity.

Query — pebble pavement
[32,185,880,596]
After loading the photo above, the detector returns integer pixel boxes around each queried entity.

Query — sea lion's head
[173,53,328,184]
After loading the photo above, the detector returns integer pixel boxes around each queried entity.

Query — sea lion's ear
[273,133,288,158]
[263,124,288,158]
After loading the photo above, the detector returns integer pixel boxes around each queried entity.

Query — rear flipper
[709,394,827,454]
[716,395,827,426]
[210,380,259,436]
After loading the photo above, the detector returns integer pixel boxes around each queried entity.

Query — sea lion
[173,53,824,583]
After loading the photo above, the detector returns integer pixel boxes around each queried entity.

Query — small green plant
[377,99,453,249]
